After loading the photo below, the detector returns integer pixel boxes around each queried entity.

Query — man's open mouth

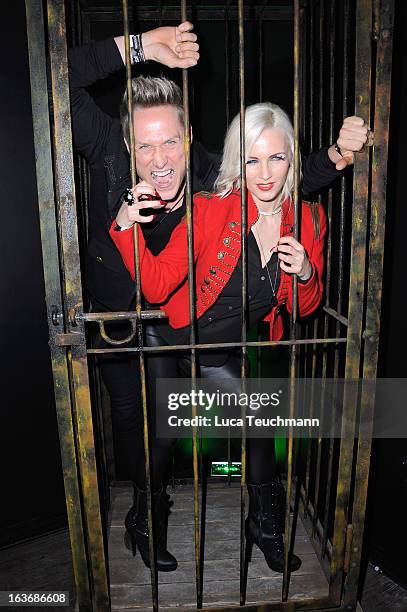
[151,169,174,188]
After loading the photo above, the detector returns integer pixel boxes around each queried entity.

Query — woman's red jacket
[110,190,327,340]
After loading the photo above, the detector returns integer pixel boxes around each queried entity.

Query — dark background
[1,0,406,590]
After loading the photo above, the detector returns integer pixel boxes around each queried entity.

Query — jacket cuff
[109,220,134,248]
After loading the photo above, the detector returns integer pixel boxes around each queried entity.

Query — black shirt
[145,217,280,365]
[196,233,280,364]
[141,201,187,255]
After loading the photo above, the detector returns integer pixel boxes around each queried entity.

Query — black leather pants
[98,321,276,486]
[144,325,276,486]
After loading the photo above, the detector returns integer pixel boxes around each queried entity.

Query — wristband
[114,221,134,232]
[130,33,146,64]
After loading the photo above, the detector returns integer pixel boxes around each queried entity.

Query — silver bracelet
[130,33,146,64]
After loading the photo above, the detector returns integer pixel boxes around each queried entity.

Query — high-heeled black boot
[245,479,301,573]
[124,485,178,572]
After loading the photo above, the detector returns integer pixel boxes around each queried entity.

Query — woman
[111,102,326,573]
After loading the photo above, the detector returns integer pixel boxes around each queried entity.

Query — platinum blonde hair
[215,102,299,202]
[120,76,184,146]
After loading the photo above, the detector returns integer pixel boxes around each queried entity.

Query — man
[69,21,368,572]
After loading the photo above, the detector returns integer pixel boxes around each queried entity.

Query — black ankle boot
[124,485,178,572]
[246,479,301,573]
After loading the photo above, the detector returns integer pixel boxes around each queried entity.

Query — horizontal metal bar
[322,306,349,327]
[81,6,293,22]
[82,310,165,322]
[87,336,347,354]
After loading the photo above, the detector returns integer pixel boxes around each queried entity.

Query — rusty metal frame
[25,0,110,609]
[25,0,395,610]
[343,0,395,605]
[25,2,92,609]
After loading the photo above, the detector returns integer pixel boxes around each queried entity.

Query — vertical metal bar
[227,428,232,487]
[122,1,158,607]
[297,3,307,432]
[282,0,300,601]
[238,5,248,356]
[330,0,372,602]
[94,362,113,485]
[336,0,350,325]
[180,0,202,607]
[237,0,248,605]
[309,0,315,157]
[299,5,306,144]
[225,1,232,484]
[321,0,351,559]
[258,1,266,103]
[122,2,137,189]
[304,0,325,524]
[25,2,92,609]
[46,1,110,609]
[70,0,89,254]
[303,320,317,518]
[312,0,336,543]
[256,0,268,399]
[303,0,317,521]
[344,0,394,605]
[225,1,231,129]
[256,327,263,380]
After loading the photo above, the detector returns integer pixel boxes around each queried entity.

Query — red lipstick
[257,182,275,191]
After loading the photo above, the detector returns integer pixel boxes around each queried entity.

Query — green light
[275,437,286,464]
[211,461,242,477]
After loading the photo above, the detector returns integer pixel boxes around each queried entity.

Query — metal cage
[24,0,394,610]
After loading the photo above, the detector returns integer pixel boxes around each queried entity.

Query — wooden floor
[109,482,328,610]
[1,487,407,611]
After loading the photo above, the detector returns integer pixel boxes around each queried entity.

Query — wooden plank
[0,524,402,612]
[109,528,314,561]
[110,551,324,585]
[108,484,328,610]
[110,488,306,535]
[111,519,306,544]
[111,573,328,609]
[111,486,242,519]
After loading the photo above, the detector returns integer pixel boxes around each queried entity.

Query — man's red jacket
[110,190,326,340]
